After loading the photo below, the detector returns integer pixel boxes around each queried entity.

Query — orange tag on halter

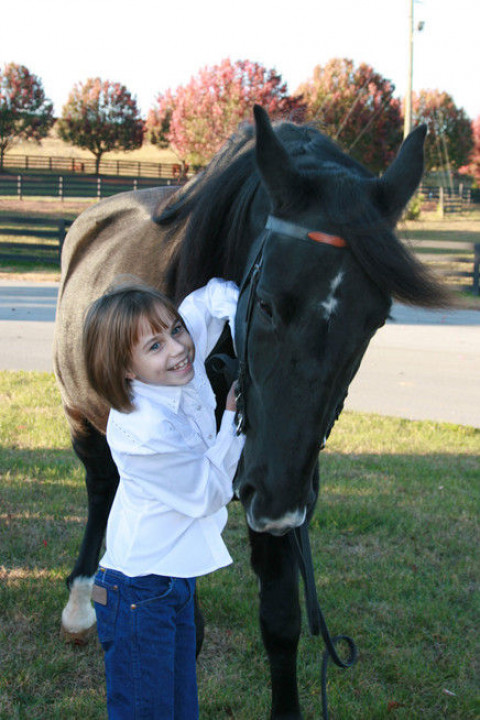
[307,231,347,248]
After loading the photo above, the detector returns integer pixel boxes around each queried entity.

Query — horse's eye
[258,298,273,318]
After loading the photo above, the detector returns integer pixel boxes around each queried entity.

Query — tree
[0,62,54,171]
[410,90,473,173]
[147,58,306,168]
[296,58,403,173]
[147,89,175,150]
[57,78,144,174]
[459,116,480,186]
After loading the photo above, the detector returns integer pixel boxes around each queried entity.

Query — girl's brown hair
[83,280,183,412]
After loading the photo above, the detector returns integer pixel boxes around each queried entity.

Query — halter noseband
[235,215,347,435]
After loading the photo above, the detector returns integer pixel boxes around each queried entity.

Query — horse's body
[54,106,447,718]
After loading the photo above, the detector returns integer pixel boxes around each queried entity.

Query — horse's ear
[253,105,300,213]
[373,124,427,224]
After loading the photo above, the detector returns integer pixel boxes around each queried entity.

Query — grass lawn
[401,207,480,246]
[1,371,479,719]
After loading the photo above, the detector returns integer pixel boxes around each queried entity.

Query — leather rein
[235,215,357,720]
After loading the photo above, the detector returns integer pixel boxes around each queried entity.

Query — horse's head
[234,106,446,535]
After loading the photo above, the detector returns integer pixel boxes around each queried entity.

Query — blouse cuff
[208,410,245,478]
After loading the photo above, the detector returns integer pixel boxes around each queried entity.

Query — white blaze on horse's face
[320,271,344,320]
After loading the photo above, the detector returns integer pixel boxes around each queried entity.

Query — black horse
[54,106,448,719]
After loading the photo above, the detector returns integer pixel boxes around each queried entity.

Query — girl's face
[126,310,195,387]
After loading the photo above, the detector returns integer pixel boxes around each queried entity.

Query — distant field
[7,125,178,164]
[401,208,480,245]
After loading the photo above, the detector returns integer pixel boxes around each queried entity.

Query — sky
[1,0,478,121]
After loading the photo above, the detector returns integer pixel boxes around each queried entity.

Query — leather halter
[235,215,347,435]
[265,215,347,249]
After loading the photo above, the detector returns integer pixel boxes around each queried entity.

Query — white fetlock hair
[61,576,97,634]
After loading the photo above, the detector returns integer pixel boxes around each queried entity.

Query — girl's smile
[126,312,195,386]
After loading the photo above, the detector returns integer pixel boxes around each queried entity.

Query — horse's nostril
[239,483,255,507]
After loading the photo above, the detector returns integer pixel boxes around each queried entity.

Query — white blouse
[101,278,244,578]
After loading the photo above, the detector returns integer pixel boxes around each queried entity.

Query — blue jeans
[93,567,198,719]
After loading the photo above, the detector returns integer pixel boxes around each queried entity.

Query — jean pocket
[130,575,175,607]
[93,578,120,644]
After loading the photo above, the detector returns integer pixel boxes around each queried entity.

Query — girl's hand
[226,381,238,412]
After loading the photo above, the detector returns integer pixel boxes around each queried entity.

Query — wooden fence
[0,215,73,265]
[419,184,473,214]
[0,214,479,293]
[1,154,190,179]
[404,238,480,295]
[0,173,181,200]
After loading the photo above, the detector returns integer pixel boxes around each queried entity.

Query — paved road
[1,280,479,429]
[0,281,59,373]
[345,304,480,428]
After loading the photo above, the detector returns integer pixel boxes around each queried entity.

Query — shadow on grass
[1,443,479,719]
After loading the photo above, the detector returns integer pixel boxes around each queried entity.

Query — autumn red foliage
[459,116,480,186]
[410,89,473,173]
[0,62,54,170]
[57,78,144,174]
[147,58,306,167]
[297,58,403,174]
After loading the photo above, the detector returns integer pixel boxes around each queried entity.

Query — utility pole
[404,0,414,138]
[404,0,424,138]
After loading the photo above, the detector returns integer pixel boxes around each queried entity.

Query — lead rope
[290,522,358,720]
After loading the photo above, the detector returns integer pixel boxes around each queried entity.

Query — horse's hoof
[60,622,96,646]
[61,575,97,645]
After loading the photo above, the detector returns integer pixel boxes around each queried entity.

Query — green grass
[401,207,480,244]
[1,371,479,719]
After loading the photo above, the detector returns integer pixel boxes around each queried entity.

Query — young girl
[83,277,244,720]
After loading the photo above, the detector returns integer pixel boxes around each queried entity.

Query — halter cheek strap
[235,215,347,435]
[265,216,347,249]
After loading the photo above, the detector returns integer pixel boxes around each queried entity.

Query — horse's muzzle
[243,490,307,535]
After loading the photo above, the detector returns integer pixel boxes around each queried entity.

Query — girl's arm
[118,410,244,519]
[178,278,239,359]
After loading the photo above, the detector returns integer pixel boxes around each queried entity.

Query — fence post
[473,244,480,296]
[438,187,445,218]
[58,176,64,201]
[17,175,22,200]
[58,219,66,261]
[97,177,102,199]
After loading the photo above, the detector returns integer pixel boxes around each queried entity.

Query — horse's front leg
[61,423,206,655]
[61,424,119,644]
[249,529,303,720]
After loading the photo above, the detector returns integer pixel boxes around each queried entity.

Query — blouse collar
[131,357,210,415]
[131,379,187,414]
